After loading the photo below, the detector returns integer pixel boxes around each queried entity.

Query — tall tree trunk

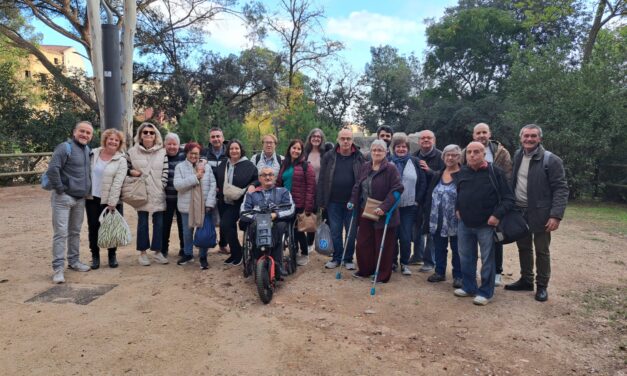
[121,0,137,147]
[583,0,607,65]
[86,0,106,130]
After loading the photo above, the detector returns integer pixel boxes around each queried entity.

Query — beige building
[23,45,86,80]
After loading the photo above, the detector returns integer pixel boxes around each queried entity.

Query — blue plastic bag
[314,219,334,256]
[193,213,217,249]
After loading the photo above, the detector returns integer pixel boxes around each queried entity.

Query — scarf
[391,155,410,176]
[188,164,205,228]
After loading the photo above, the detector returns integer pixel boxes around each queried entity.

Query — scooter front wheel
[256,258,273,304]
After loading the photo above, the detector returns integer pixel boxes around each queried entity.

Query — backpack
[253,153,284,167]
[41,141,90,190]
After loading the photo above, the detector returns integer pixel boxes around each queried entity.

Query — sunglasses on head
[142,130,155,135]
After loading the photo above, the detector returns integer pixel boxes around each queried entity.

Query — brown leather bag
[362,197,383,221]
[296,212,317,232]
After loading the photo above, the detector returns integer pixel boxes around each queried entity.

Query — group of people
[45,120,568,305]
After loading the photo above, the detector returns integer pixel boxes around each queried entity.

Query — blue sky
[33,0,458,76]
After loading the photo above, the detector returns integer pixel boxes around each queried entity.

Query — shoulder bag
[487,165,529,244]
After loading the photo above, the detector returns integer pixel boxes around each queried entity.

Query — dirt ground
[0,185,625,376]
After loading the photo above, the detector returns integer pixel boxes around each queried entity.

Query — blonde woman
[85,129,127,269]
[127,122,169,266]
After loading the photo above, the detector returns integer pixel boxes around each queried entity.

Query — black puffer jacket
[165,149,186,202]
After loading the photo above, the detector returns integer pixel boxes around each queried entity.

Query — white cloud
[203,13,251,51]
[326,11,424,46]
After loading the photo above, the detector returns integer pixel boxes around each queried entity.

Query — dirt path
[0,186,625,375]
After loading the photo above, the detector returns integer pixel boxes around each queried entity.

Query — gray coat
[512,145,569,233]
[173,159,217,214]
[46,139,91,197]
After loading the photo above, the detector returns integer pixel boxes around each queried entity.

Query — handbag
[314,219,334,256]
[193,212,217,248]
[362,197,383,221]
[222,166,246,201]
[296,161,317,232]
[97,208,132,248]
[487,165,529,244]
[121,175,148,208]
[296,212,317,232]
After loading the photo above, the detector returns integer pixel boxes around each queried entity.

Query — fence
[0,152,52,182]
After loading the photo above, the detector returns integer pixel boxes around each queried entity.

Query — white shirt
[91,157,108,198]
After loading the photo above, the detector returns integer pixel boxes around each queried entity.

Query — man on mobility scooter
[240,167,295,279]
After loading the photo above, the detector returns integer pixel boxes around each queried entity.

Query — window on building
[54,58,59,65]
[24,70,31,79]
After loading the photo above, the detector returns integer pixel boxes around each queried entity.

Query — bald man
[461,123,513,286]
[453,142,514,305]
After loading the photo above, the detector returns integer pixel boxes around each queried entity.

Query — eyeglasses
[188,152,200,156]
[142,130,155,135]
[262,141,275,145]
[260,173,274,178]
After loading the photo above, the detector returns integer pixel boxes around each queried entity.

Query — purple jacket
[350,160,404,229]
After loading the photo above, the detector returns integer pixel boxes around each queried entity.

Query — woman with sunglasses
[277,139,315,266]
[127,122,169,266]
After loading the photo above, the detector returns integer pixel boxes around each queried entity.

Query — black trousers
[219,202,243,260]
[85,197,123,254]
[162,199,184,256]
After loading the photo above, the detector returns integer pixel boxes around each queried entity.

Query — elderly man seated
[240,167,295,275]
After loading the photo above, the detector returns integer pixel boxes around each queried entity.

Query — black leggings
[219,203,243,259]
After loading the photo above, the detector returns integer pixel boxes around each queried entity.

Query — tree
[267,0,343,109]
[310,62,360,128]
[356,46,417,132]
[424,6,525,98]
[582,0,625,64]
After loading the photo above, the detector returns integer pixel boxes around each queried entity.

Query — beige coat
[90,148,127,206]
[127,124,168,212]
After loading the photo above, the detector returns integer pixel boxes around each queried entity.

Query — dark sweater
[215,158,258,206]
[453,163,514,228]
[165,149,186,202]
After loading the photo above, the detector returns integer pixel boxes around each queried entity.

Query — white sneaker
[296,255,309,266]
[325,260,339,269]
[401,265,412,276]
[495,274,503,287]
[52,270,65,284]
[138,254,151,266]
[454,288,472,297]
[68,261,90,272]
[152,251,169,264]
[473,295,491,306]
[344,262,356,270]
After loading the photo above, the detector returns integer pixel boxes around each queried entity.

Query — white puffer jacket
[90,148,127,206]
[127,126,167,213]
[173,159,217,214]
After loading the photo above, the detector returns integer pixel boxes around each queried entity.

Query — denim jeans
[180,213,208,258]
[162,199,184,256]
[326,202,357,263]
[137,211,164,252]
[51,192,85,271]
[457,220,496,299]
[414,233,435,266]
[395,205,417,265]
[433,233,461,279]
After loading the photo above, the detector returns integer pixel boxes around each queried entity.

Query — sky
[32,0,458,77]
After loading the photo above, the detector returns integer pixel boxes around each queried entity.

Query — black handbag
[487,165,529,244]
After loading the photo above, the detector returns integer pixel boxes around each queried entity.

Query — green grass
[566,201,627,236]
[580,286,627,330]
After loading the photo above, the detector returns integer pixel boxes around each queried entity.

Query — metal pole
[102,22,121,130]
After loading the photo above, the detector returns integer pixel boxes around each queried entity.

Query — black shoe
[108,250,118,268]
[427,273,446,283]
[223,256,235,265]
[504,279,534,291]
[178,249,184,257]
[535,287,548,302]
[200,257,208,270]
[91,251,100,270]
[177,254,193,265]
[231,257,242,266]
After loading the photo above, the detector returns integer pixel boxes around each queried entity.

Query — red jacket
[277,161,315,212]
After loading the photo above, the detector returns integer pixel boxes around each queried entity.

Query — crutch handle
[384,192,402,225]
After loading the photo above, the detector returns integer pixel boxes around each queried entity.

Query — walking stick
[371,192,401,296]
[336,210,357,279]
